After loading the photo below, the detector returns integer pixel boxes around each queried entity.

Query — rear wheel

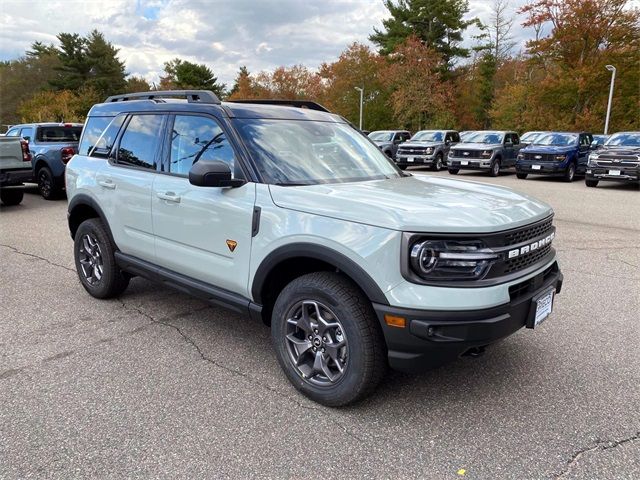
[37,166,60,200]
[0,188,24,206]
[432,153,443,171]
[271,272,386,407]
[397,164,407,171]
[585,179,599,188]
[564,163,576,182]
[516,173,528,179]
[74,218,129,299]
[448,168,459,175]
[490,158,501,177]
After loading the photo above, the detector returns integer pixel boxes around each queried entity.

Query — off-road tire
[585,179,599,188]
[0,188,24,206]
[516,173,528,179]
[74,218,129,299]
[448,168,460,175]
[271,272,387,407]
[37,166,61,200]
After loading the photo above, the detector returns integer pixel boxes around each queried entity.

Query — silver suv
[66,91,563,406]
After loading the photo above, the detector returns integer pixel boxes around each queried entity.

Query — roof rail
[105,90,221,104]
[226,99,331,113]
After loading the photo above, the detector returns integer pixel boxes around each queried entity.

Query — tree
[251,65,323,100]
[84,30,127,96]
[475,52,498,128]
[50,33,90,91]
[16,87,100,123]
[370,0,475,69]
[160,58,226,98]
[319,43,390,130]
[487,0,516,61]
[228,66,255,98]
[381,36,453,130]
[124,76,151,93]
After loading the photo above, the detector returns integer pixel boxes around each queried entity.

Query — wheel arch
[252,243,389,324]
[67,194,116,245]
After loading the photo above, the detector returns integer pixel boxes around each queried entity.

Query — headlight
[481,150,493,158]
[554,154,567,161]
[448,150,454,157]
[588,154,598,167]
[426,147,434,155]
[517,153,524,160]
[409,240,498,281]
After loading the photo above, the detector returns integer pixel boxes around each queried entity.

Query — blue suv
[515,132,593,182]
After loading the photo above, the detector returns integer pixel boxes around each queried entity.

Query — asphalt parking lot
[1,171,638,479]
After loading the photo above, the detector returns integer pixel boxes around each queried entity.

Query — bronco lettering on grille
[507,232,555,259]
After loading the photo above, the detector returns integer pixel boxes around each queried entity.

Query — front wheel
[37,166,60,200]
[432,153,443,171]
[586,179,599,188]
[516,173,528,179]
[564,163,576,182]
[271,272,386,407]
[0,188,24,206]
[490,158,501,177]
[74,218,129,299]
[448,168,459,175]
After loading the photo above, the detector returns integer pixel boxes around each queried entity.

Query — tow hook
[463,346,486,358]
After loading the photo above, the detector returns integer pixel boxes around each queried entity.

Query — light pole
[604,65,616,135]
[354,86,364,131]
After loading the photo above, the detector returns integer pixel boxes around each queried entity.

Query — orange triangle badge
[226,240,238,252]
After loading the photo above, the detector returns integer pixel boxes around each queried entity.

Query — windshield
[234,119,401,185]
[521,132,544,143]
[368,131,393,142]
[411,131,443,142]
[462,131,504,144]
[605,133,640,147]
[536,133,578,146]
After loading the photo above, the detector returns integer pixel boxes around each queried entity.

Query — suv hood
[269,175,552,233]
[373,141,392,148]
[400,141,441,148]
[598,146,640,156]
[455,142,501,150]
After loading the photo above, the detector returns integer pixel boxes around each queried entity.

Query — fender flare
[251,243,389,305]
[67,193,115,245]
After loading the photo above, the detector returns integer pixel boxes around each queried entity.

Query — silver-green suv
[66,91,563,406]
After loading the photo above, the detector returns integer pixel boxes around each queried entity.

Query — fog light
[384,314,406,328]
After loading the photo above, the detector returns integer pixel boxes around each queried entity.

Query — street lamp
[354,86,364,131]
[604,65,616,135]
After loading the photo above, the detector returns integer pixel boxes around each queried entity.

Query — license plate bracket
[461,160,468,165]
[532,165,541,170]
[526,288,555,329]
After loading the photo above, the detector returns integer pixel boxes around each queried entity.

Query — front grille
[398,146,431,155]
[595,158,639,168]
[504,217,553,245]
[522,152,556,162]
[509,263,558,300]
[452,149,483,158]
[504,243,552,274]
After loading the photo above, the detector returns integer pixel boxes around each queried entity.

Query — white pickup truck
[0,136,32,205]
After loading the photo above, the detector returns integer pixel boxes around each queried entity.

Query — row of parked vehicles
[368,129,640,187]
[0,122,83,204]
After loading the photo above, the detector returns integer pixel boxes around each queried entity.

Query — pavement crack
[0,244,75,273]
[605,254,639,269]
[116,298,364,443]
[555,431,640,479]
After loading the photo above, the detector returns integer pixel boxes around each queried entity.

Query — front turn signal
[384,314,406,328]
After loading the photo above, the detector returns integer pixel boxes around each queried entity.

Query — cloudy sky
[0,0,535,87]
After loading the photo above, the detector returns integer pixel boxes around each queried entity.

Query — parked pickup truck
[448,131,522,176]
[0,136,32,205]
[395,130,460,171]
[516,132,593,182]
[586,131,640,187]
[368,130,411,159]
[5,123,83,199]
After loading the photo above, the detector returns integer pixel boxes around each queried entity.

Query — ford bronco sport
[66,91,563,406]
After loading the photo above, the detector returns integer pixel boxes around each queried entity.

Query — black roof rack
[105,90,221,104]
[226,99,331,113]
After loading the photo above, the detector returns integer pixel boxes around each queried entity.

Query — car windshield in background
[521,132,544,143]
[463,132,503,144]
[368,131,393,142]
[536,133,578,146]
[604,133,640,147]
[36,126,82,143]
[235,119,401,185]
[411,131,443,142]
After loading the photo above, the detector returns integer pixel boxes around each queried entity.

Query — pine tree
[160,58,226,98]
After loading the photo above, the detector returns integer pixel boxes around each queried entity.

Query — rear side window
[79,116,125,156]
[169,115,236,176]
[36,126,82,143]
[116,114,164,170]
[20,127,34,140]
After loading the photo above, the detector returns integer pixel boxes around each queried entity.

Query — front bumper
[516,161,567,176]
[586,166,639,183]
[447,158,492,170]
[396,154,436,166]
[373,262,563,372]
[0,168,33,186]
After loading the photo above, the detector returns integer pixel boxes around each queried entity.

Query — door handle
[156,192,181,203]
[98,179,116,189]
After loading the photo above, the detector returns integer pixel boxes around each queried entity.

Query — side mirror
[188,160,245,188]
[445,140,451,146]
[22,136,30,143]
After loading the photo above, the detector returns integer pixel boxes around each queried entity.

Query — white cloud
[0,0,544,88]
